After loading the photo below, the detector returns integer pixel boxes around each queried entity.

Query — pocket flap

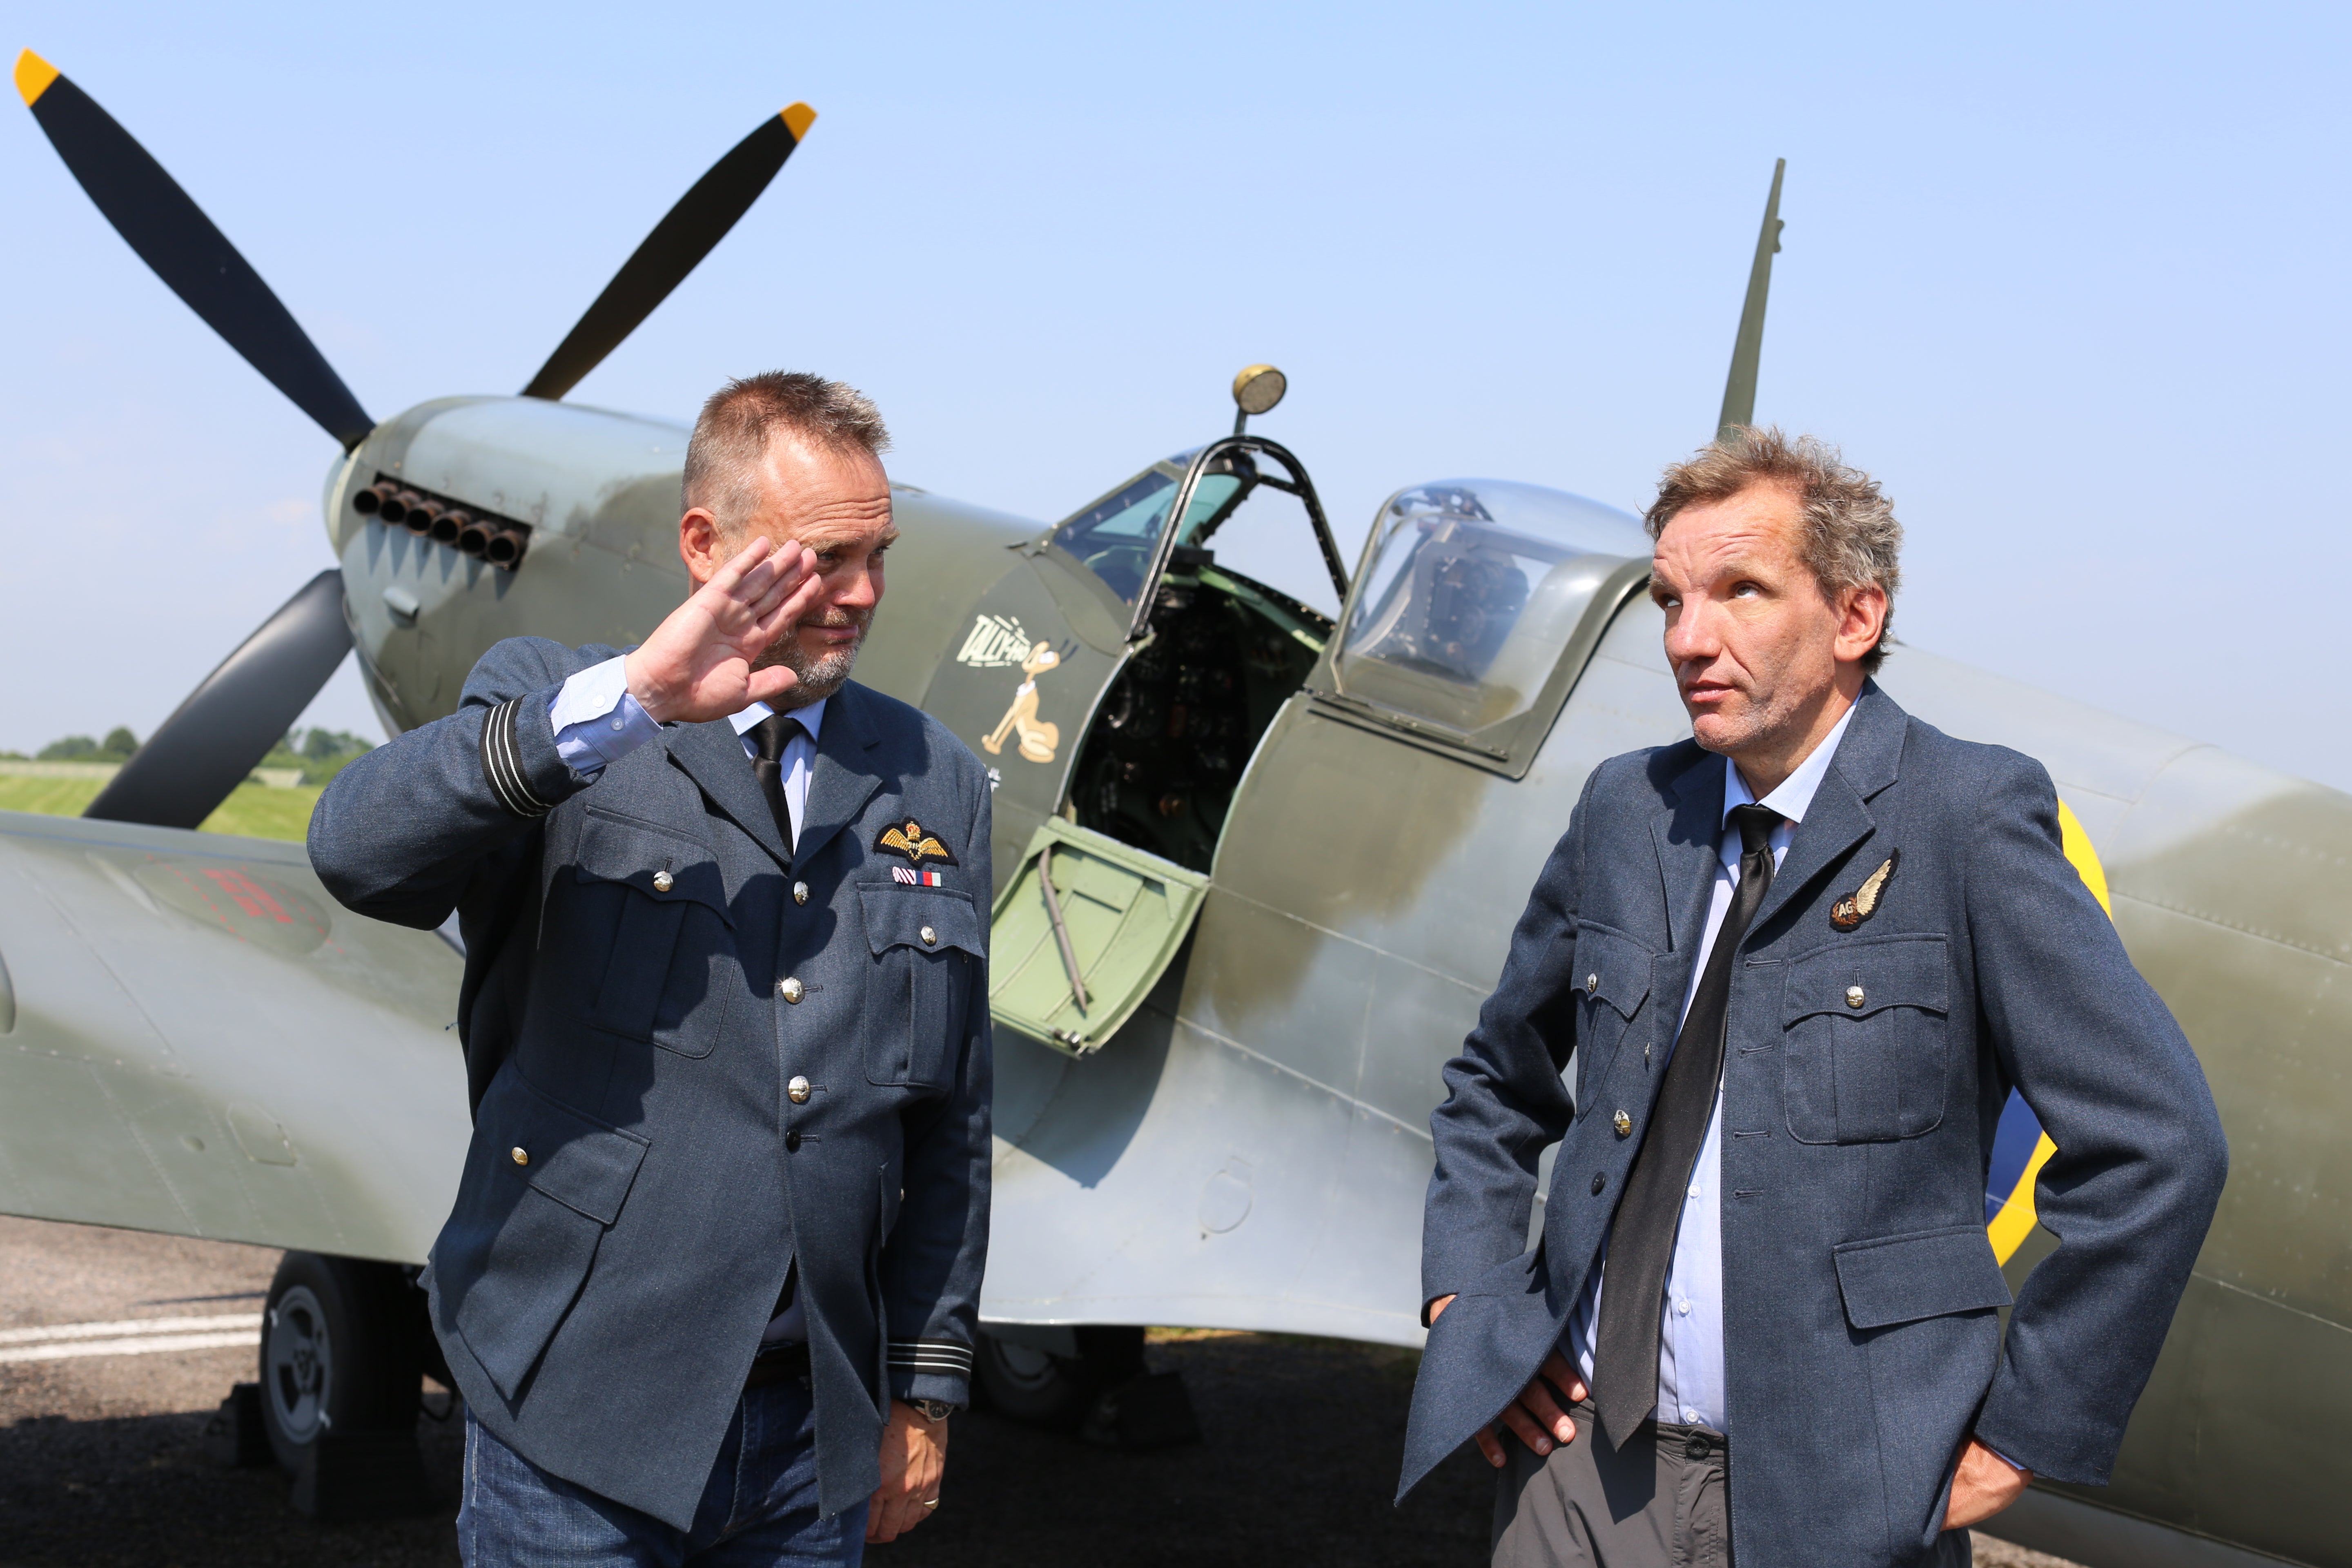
[1575,922,1652,1020]
[575,809,732,926]
[858,884,984,958]
[1783,933,1948,1025]
[1832,1223,2011,1329]
[495,1076,651,1226]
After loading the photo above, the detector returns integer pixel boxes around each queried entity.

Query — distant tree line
[256,727,377,786]
[22,726,143,762]
[0,726,374,785]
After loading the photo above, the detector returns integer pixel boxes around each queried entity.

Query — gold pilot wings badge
[875,818,959,866]
[1830,847,1900,930]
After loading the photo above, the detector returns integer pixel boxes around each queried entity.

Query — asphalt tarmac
[0,1216,2082,1568]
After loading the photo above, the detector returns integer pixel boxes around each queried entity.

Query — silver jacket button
[793,881,810,905]
[1585,973,1598,995]
[787,1075,811,1104]
[920,925,938,947]
[1845,984,1866,1009]
[510,1146,529,1167]
[652,870,673,893]
[780,977,805,1004]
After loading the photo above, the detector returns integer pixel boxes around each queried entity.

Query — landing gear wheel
[974,1325,1145,1430]
[258,1252,422,1475]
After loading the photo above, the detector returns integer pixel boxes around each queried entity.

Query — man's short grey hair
[1644,426,1903,674]
[682,371,891,534]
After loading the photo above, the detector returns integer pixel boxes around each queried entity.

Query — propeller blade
[84,571,353,831]
[522,103,818,401]
[1716,157,1786,441]
[15,50,373,450]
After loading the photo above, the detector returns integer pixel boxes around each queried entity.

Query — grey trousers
[1492,1401,1730,1568]
[1492,1402,1976,1568]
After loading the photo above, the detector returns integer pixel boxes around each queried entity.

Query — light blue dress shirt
[546,655,824,842]
[545,655,825,1341]
[1567,704,1857,1433]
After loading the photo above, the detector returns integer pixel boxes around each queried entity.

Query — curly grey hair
[682,371,891,535]
[1644,426,1902,673]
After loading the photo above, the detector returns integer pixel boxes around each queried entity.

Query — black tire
[258,1252,422,1475]
[974,1325,1145,1430]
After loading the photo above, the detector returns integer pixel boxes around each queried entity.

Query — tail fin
[1717,158,1786,441]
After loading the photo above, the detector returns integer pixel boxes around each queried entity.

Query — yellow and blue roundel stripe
[1983,801,2112,1265]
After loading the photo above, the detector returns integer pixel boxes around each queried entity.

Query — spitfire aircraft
[6,48,2348,1568]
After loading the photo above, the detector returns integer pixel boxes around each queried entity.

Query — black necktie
[748,713,806,850]
[1592,802,1783,1447]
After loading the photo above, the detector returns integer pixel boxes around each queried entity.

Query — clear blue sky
[4,2,2348,790]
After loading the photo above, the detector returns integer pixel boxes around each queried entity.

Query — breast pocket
[856,884,985,1088]
[565,809,737,1058]
[1782,933,1951,1143]
[1570,922,1654,1113]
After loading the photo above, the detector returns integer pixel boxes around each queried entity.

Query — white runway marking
[0,1313,261,1364]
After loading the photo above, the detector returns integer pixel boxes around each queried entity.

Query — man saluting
[1399,430,2226,1567]
[312,373,991,1565]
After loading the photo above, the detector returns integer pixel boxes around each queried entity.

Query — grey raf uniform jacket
[1399,683,2227,1567]
[310,639,993,1529]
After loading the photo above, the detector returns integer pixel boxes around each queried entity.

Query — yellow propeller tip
[781,102,817,140]
[15,48,60,107]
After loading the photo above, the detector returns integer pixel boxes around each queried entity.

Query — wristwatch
[907,1398,960,1423]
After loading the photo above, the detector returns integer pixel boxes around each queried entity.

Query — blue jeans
[457,1375,867,1567]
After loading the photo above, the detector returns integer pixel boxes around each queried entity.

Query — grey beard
[755,618,867,706]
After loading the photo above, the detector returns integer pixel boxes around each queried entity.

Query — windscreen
[1049,456,1242,604]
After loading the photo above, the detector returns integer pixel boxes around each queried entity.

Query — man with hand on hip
[312,372,991,1565]
[1397,430,2226,1567]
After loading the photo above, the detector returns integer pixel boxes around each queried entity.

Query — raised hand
[623,537,822,723]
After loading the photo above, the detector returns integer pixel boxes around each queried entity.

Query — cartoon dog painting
[982,640,1069,764]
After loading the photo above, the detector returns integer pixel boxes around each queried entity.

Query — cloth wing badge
[1830,846,1900,930]
[875,817,960,866]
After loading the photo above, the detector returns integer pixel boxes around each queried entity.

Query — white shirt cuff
[547,655,661,779]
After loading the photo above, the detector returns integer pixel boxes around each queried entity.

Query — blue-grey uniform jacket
[1399,683,2227,1567]
[310,638,992,1529]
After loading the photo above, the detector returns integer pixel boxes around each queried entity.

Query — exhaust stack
[484,526,528,568]
[350,472,535,572]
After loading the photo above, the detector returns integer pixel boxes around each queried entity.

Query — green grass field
[0,777,323,843]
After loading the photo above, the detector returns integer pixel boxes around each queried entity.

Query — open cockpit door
[987,821,1208,1056]
[932,432,1345,892]
[921,442,1308,884]
[948,415,1344,1054]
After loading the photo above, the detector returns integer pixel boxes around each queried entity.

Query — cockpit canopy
[1332,480,1650,758]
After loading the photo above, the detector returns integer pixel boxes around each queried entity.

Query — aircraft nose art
[922,552,1127,887]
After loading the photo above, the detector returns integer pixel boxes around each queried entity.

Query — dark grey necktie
[748,713,806,850]
[1592,802,1783,1447]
